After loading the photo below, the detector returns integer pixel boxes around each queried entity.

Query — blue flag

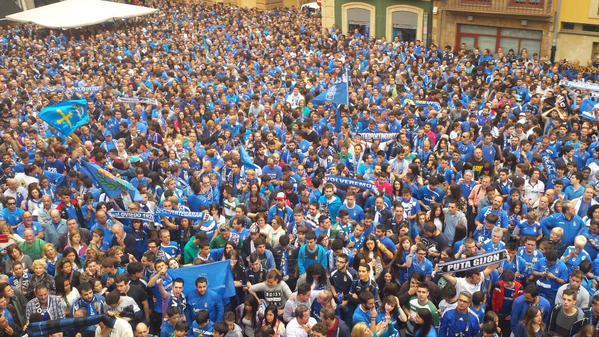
[239,146,262,175]
[27,314,103,337]
[168,260,236,299]
[38,100,89,136]
[313,78,349,106]
[580,99,598,122]
[80,161,144,202]
[42,169,66,188]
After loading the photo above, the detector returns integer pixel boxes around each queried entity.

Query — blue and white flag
[402,98,442,111]
[352,132,400,142]
[80,161,144,202]
[168,260,236,299]
[108,208,205,221]
[108,210,155,222]
[155,208,206,220]
[239,145,262,176]
[313,76,349,106]
[563,80,599,93]
[580,99,598,122]
[325,175,378,193]
[38,99,89,136]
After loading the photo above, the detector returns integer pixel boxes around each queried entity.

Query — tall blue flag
[168,260,236,299]
[38,99,89,136]
[80,161,144,202]
[313,78,349,106]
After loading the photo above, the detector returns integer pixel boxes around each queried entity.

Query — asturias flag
[80,161,143,202]
[168,260,236,299]
[38,99,89,136]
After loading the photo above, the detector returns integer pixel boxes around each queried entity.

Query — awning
[6,0,158,29]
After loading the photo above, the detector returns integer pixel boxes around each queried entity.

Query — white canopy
[6,0,158,29]
[301,2,320,10]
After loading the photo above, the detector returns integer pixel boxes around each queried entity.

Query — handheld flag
[580,99,598,122]
[313,76,349,106]
[80,161,144,202]
[38,99,89,136]
[168,260,236,299]
[239,146,262,176]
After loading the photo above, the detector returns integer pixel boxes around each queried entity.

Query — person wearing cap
[267,192,294,225]
[100,130,118,153]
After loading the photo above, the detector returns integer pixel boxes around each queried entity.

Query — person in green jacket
[210,225,231,249]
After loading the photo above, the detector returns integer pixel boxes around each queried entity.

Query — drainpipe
[550,0,562,62]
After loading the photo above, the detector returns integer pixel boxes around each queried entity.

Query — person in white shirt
[286,88,304,109]
[524,169,545,209]
[441,265,498,301]
[286,305,317,337]
[96,314,134,337]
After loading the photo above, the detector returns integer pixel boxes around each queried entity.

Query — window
[561,22,575,30]
[593,42,599,59]
[582,24,599,32]
[510,0,544,6]
[457,24,542,56]
[460,0,491,4]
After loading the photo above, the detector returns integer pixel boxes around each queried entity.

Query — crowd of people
[0,1,598,336]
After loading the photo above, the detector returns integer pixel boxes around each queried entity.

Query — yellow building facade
[431,0,554,57]
[555,0,599,63]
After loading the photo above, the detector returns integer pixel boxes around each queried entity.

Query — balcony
[441,0,553,17]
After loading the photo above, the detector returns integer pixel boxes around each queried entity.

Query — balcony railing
[441,0,552,16]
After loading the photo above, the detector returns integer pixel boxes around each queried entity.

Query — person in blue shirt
[515,211,542,241]
[518,236,544,283]
[190,310,214,337]
[409,244,433,279]
[188,276,224,324]
[298,231,328,276]
[158,229,181,261]
[475,196,510,230]
[418,177,444,211]
[540,203,585,246]
[510,284,552,332]
[481,227,505,254]
[262,157,283,181]
[564,173,585,200]
[562,235,593,274]
[1,197,24,228]
[318,184,343,223]
[338,192,365,224]
[352,290,377,326]
[500,241,528,285]
[533,248,569,308]
[160,307,181,337]
[267,192,294,224]
[439,291,480,337]
[474,214,499,245]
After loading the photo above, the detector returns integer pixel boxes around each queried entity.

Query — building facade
[555,0,599,63]
[431,0,554,57]
[321,0,433,42]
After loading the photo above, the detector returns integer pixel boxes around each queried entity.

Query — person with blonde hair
[350,321,397,337]
[25,259,55,299]
[562,235,592,273]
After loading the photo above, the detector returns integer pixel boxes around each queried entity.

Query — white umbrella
[6,0,158,29]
